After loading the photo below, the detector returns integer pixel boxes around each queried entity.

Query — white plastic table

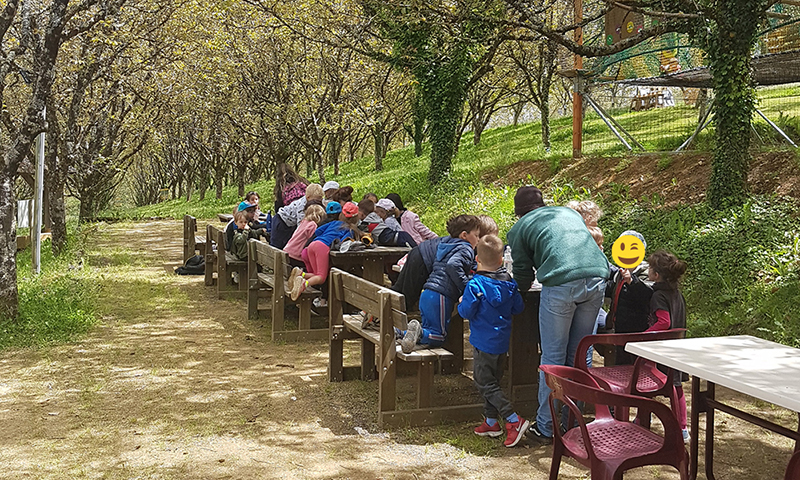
[626,335,800,480]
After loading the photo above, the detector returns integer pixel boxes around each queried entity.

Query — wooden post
[572,0,583,159]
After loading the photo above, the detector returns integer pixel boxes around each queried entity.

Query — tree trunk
[316,151,325,183]
[412,90,425,157]
[0,174,18,319]
[706,0,762,209]
[46,152,67,256]
[237,158,246,197]
[374,122,383,171]
[79,196,92,224]
[214,166,224,200]
[512,102,524,126]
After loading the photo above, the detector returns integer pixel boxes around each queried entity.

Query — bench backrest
[329,268,407,329]
[183,215,197,262]
[249,239,289,274]
[208,223,225,252]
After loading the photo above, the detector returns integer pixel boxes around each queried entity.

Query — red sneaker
[504,417,531,447]
[474,420,503,438]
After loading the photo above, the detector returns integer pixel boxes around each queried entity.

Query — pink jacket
[398,210,438,245]
[284,220,317,260]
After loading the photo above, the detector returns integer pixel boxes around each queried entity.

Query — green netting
[585,4,800,81]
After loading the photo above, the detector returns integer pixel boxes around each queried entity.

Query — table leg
[363,258,383,286]
[705,381,717,480]
[690,376,701,480]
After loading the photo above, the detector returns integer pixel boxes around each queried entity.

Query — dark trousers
[269,215,296,250]
[473,348,514,421]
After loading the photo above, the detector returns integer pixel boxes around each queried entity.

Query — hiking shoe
[288,267,302,291]
[400,320,421,353]
[291,279,307,301]
[682,428,691,444]
[474,420,503,438]
[525,421,552,444]
[504,417,531,447]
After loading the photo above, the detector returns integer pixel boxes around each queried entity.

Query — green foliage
[601,197,800,347]
[657,154,673,171]
[2,229,97,350]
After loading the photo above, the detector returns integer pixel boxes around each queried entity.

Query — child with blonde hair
[284,204,326,267]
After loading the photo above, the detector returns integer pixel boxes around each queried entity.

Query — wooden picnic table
[329,246,410,286]
[626,335,800,480]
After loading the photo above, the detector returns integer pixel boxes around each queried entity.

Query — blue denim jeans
[536,277,606,437]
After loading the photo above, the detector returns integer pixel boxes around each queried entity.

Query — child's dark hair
[648,250,687,286]
[476,235,504,268]
[446,215,480,238]
[358,199,374,214]
[333,186,354,204]
[386,193,405,211]
[245,191,259,202]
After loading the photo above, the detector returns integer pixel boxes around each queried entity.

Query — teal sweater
[507,206,609,289]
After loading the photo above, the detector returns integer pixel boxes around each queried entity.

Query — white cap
[376,198,396,210]
[323,181,339,192]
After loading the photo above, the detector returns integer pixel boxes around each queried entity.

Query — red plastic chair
[787,450,800,480]
[541,364,689,480]
[575,329,687,425]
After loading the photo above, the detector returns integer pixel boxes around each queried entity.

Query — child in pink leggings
[290,201,361,300]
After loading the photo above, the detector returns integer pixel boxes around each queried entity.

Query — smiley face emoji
[611,235,646,268]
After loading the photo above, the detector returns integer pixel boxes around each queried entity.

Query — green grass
[2,226,98,350]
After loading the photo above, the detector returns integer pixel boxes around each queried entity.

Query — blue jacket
[458,268,525,355]
[419,236,445,270]
[313,220,355,247]
[423,236,475,301]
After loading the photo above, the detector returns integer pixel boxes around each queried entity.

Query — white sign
[17,200,32,228]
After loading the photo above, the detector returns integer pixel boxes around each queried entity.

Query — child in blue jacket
[400,215,480,352]
[457,234,528,447]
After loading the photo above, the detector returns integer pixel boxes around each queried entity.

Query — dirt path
[0,220,795,479]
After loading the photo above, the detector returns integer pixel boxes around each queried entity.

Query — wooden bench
[206,224,247,299]
[183,215,207,263]
[328,268,482,427]
[247,240,324,341]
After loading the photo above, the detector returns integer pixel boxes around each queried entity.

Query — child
[272,163,308,212]
[565,199,603,227]
[400,215,481,353]
[225,201,260,251]
[605,230,654,364]
[645,250,689,444]
[332,185,354,204]
[284,204,326,267]
[272,184,324,250]
[363,192,379,204]
[477,214,499,237]
[385,193,438,245]
[322,181,339,205]
[457,234,528,447]
[374,198,417,247]
[245,191,271,230]
[230,211,252,261]
[289,202,362,300]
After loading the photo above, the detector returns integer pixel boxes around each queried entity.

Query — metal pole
[586,93,645,150]
[676,104,714,152]
[755,108,798,148]
[572,0,583,159]
[584,95,633,151]
[32,106,45,275]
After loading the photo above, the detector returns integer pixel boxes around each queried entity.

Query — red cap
[342,202,359,218]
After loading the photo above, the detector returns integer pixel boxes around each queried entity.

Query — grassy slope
[123,88,800,346]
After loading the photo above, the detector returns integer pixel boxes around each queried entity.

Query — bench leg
[272,286,285,339]
[298,298,312,331]
[329,336,344,382]
[378,350,396,417]
[417,360,434,408]
[361,339,376,381]
[440,314,464,375]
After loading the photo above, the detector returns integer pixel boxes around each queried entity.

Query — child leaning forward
[399,215,480,352]
[457,235,528,447]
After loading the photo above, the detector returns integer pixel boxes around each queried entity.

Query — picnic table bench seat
[248,240,324,342]
[328,267,482,427]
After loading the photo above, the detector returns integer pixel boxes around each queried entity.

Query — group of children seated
[220,176,689,449]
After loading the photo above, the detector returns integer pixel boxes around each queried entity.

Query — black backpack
[175,254,205,275]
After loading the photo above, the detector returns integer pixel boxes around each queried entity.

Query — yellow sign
[611,235,646,269]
